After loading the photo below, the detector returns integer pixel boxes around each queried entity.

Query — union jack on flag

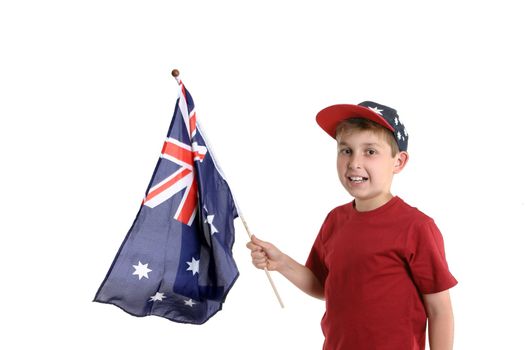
[94,78,240,324]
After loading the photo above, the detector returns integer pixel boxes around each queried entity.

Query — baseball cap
[316,101,409,152]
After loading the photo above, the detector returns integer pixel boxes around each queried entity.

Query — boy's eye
[339,148,351,155]
[366,149,377,155]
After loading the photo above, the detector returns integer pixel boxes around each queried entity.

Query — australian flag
[94,79,240,324]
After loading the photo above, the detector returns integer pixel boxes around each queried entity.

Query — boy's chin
[343,186,369,198]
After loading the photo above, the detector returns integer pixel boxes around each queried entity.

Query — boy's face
[336,129,408,211]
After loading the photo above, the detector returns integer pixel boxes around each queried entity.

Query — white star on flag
[132,261,152,280]
[184,299,196,307]
[397,131,402,140]
[186,257,200,275]
[149,292,166,302]
[205,214,219,235]
[394,117,399,125]
[368,106,383,115]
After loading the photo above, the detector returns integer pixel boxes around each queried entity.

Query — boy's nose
[348,156,362,169]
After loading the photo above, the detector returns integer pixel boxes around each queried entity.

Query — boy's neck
[354,193,394,212]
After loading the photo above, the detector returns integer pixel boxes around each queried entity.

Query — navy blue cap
[316,101,409,152]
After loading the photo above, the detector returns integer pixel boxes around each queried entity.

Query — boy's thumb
[251,234,268,248]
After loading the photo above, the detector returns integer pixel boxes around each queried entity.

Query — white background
[1,0,524,348]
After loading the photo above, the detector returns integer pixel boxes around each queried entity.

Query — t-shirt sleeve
[305,216,330,288]
[406,219,458,294]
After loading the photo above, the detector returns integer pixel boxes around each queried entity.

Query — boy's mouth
[348,176,369,183]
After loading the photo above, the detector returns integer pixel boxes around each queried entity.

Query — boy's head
[316,101,409,211]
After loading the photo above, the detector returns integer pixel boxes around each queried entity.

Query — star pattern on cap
[368,106,383,115]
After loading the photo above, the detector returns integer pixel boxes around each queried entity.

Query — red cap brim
[316,104,395,139]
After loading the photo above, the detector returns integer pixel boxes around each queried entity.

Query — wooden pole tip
[171,69,180,78]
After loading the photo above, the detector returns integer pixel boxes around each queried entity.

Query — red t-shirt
[306,196,457,350]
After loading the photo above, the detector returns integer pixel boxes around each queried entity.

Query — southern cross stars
[150,292,166,302]
[186,257,200,275]
[132,261,152,280]
[149,292,197,309]
[149,293,197,308]
[184,299,196,307]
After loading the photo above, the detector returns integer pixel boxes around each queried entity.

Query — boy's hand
[246,235,284,271]
[247,235,325,300]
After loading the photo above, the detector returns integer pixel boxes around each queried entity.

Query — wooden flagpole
[240,216,285,308]
[171,69,284,308]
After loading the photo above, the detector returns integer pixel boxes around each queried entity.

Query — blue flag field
[94,79,240,324]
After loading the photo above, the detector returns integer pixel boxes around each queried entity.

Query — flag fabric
[94,79,240,324]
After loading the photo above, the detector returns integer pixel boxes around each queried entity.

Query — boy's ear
[393,151,409,174]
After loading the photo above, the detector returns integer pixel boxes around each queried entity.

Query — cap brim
[316,104,394,139]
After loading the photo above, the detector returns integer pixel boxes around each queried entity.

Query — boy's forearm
[277,254,324,300]
[427,312,454,350]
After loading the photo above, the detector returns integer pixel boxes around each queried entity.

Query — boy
[247,101,457,350]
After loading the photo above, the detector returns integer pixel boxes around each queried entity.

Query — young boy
[247,101,457,350]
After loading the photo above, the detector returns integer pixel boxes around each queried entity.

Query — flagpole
[171,69,284,308]
[240,216,285,309]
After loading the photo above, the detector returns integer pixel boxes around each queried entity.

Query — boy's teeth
[350,176,367,181]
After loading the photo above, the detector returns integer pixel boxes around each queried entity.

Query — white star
[149,292,166,302]
[132,261,152,280]
[397,131,402,140]
[186,257,200,276]
[394,117,399,125]
[368,106,383,115]
[184,299,196,307]
[205,214,219,235]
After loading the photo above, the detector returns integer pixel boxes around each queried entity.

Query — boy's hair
[335,118,400,157]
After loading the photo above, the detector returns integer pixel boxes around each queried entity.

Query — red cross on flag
[141,101,207,225]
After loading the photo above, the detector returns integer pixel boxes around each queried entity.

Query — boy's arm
[247,235,324,300]
[423,290,454,350]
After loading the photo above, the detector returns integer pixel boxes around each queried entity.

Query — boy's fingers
[246,235,269,251]
[251,235,272,250]
[246,240,261,248]
[253,259,267,267]
[251,250,266,259]
[254,261,268,269]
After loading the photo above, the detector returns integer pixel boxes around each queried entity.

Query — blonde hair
[335,118,399,157]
